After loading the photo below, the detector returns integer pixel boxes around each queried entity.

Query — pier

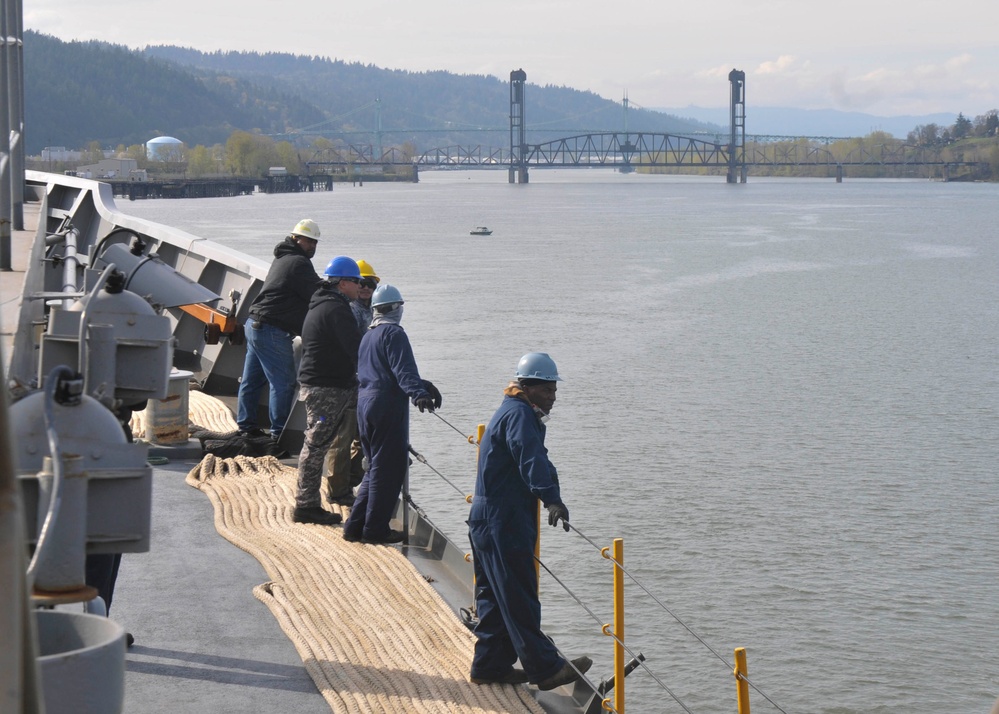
[104,175,328,200]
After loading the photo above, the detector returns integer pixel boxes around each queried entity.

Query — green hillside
[23,30,717,155]
[142,45,716,147]
[23,31,329,154]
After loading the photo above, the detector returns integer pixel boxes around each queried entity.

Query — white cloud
[756,56,797,75]
[945,54,973,71]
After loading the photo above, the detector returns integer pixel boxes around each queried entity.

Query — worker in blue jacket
[343,284,442,544]
[467,353,592,691]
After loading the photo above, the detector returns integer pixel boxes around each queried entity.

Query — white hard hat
[291,218,320,240]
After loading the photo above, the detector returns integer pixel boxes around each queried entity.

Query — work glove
[546,503,570,532]
[413,395,435,413]
[422,380,443,409]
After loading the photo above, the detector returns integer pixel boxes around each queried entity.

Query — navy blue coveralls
[344,323,430,541]
[468,391,566,684]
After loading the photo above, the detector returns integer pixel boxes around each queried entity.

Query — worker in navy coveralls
[467,353,592,691]
[342,284,442,544]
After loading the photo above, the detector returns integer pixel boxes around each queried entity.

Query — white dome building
[146,136,184,161]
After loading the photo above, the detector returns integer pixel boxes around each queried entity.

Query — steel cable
[422,414,786,711]
[564,522,788,713]
[534,554,694,714]
[407,446,470,501]
[431,411,478,445]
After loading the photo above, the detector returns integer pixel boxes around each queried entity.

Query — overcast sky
[25,0,999,118]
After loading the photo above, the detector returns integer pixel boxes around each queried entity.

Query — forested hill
[22,30,717,155]
[23,31,328,154]
[141,45,716,145]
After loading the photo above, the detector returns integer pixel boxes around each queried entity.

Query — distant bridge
[303,70,983,183]
[305,134,979,182]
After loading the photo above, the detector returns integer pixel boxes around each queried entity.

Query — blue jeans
[236,318,297,438]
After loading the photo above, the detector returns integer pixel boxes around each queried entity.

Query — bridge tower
[509,69,528,184]
[375,98,383,160]
[727,69,746,184]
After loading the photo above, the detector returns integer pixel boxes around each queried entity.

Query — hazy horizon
[26,0,997,118]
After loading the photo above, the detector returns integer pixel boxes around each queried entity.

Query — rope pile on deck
[186,453,543,714]
[130,389,239,438]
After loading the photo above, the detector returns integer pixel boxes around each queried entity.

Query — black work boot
[537,656,592,691]
[293,506,342,526]
[470,668,529,685]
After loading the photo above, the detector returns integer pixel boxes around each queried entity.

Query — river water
[121,171,999,713]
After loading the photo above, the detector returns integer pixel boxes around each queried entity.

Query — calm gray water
[122,171,999,713]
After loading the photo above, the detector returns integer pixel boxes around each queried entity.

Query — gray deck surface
[110,457,331,714]
[3,197,588,714]
[3,203,330,713]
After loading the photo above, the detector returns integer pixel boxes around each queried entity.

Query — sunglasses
[341,277,361,284]
[359,279,377,289]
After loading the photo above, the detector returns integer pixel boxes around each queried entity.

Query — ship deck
[3,199,583,714]
[3,203,330,712]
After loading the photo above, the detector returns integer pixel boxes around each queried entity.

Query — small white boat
[469,226,492,236]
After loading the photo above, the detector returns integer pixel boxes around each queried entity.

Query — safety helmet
[371,283,404,308]
[355,259,380,283]
[291,218,320,240]
[515,352,562,382]
[324,256,361,279]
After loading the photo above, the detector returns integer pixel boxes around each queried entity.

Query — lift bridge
[305,69,980,183]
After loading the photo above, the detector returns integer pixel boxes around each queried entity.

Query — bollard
[36,610,126,714]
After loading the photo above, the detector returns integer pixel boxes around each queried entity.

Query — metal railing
[411,413,791,713]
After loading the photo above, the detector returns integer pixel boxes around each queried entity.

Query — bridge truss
[747,141,966,169]
[522,132,730,168]
[303,137,978,178]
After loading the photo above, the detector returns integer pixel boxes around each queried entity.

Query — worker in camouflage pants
[296,384,356,517]
[293,256,363,526]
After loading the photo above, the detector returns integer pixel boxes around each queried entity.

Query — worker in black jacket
[292,256,362,525]
[236,218,322,440]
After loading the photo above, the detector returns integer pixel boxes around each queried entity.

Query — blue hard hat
[371,283,404,307]
[324,256,361,279]
[515,352,562,382]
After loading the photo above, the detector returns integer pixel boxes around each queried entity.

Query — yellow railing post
[612,538,625,714]
[734,647,750,714]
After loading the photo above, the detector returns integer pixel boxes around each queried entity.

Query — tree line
[641,113,999,180]
[907,110,998,145]
[34,117,999,182]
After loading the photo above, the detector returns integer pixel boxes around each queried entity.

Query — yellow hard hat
[356,259,380,282]
[291,218,320,240]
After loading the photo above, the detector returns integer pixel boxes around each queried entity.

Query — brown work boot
[537,656,592,691]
